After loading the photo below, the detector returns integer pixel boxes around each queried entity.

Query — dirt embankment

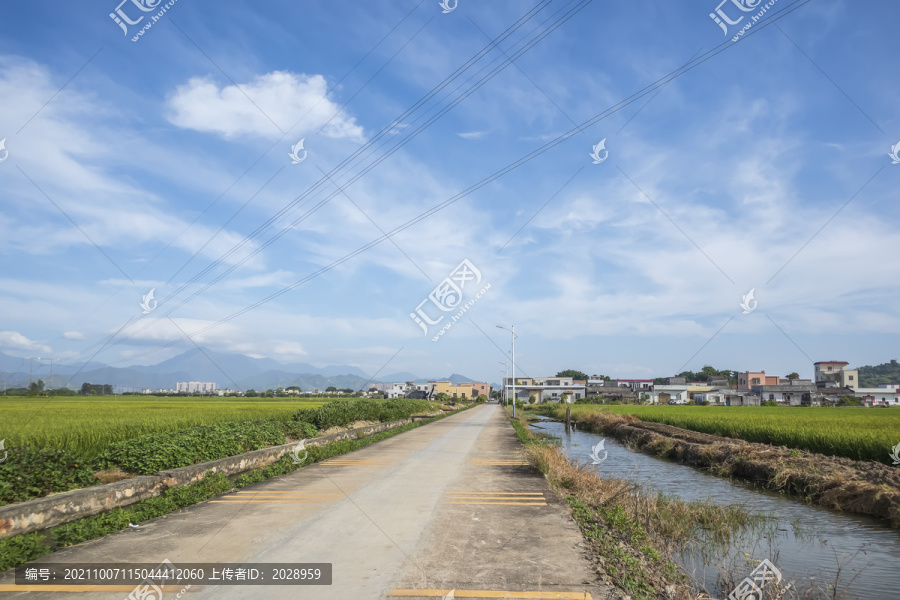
[575,412,900,527]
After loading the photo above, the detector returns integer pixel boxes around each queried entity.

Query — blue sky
[1,0,898,386]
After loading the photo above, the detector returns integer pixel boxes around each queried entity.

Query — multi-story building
[175,381,217,393]
[737,371,779,390]
[813,361,858,388]
[501,376,586,403]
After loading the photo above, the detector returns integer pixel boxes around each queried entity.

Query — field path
[1,404,615,600]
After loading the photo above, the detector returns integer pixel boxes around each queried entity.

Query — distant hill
[858,360,900,388]
[0,349,480,392]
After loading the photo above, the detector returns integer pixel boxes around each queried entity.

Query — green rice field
[0,396,329,458]
[549,404,900,464]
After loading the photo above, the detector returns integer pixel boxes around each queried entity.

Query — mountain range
[0,349,477,392]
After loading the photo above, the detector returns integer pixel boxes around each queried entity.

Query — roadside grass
[508,410,774,600]
[545,404,899,464]
[0,406,471,573]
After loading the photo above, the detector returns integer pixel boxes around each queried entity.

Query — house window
[769,394,775,400]
[827,366,832,371]
[849,375,854,381]
[752,378,760,384]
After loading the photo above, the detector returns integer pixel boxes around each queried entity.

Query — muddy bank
[570,411,900,526]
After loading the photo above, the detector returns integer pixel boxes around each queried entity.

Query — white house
[649,385,689,404]
[505,376,586,403]
[853,386,900,406]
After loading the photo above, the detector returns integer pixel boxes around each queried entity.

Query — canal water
[532,418,899,600]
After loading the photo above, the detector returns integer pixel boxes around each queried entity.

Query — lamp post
[496,325,517,417]
[498,361,508,405]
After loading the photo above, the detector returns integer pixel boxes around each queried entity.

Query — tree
[368,387,379,393]
[786,372,800,381]
[556,369,589,381]
[435,392,449,403]
[28,379,45,395]
[245,389,258,397]
[476,394,487,403]
[653,377,667,385]
[325,386,337,393]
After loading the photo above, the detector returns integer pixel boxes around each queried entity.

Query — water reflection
[535,418,896,600]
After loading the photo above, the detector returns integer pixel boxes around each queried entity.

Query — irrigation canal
[533,417,899,600]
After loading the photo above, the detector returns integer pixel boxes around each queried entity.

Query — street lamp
[496,325,518,417]
[498,361,508,405]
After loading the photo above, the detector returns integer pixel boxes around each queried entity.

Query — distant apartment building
[813,361,858,388]
[175,381,217,393]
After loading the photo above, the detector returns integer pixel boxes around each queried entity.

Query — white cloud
[166,71,365,141]
[0,331,51,354]
[63,331,85,340]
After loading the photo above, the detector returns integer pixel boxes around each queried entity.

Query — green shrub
[287,421,318,440]
[93,420,291,475]
[291,398,431,430]
[0,446,99,506]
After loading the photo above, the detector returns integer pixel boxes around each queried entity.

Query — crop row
[559,405,900,464]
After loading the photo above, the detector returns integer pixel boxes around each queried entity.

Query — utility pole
[48,358,60,392]
[496,325,518,417]
[27,357,40,387]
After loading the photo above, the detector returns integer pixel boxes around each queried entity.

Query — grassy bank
[508,410,774,600]
[549,408,900,527]
[543,404,899,464]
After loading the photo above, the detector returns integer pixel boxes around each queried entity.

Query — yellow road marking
[235,491,344,494]
[388,589,591,599]
[0,585,202,592]
[449,497,544,501]
[447,502,547,506]
[447,492,543,496]
[209,499,334,503]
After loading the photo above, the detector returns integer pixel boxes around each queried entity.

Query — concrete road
[1,404,617,599]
